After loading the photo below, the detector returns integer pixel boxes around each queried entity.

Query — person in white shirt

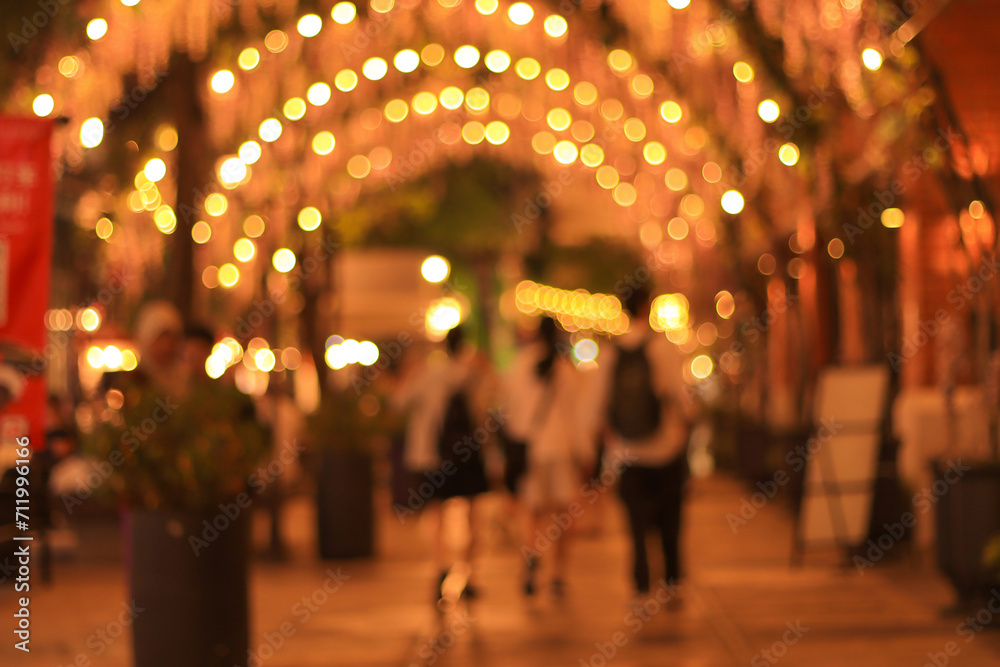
[504,317,594,597]
[591,288,693,596]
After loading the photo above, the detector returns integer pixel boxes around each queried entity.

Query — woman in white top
[504,317,594,597]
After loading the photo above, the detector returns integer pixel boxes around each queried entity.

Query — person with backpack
[596,287,693,600]
[393,326,491,603]
[504,317,593,597]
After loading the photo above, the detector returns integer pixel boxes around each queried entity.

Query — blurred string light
[85,344,138,371]
[514,281,628,335]
[715,291,735,318]
[861,48,883,71]
[421,255,450,283]
[325,338,380,369]
[650,293,689,332]
[425,297,464,340]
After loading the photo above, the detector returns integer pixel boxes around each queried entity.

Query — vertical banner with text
[0,116,54,451]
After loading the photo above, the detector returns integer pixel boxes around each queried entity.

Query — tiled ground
[1,474,999,666]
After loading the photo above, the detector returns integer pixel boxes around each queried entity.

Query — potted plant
[308,388,384,560]
[90,380,267,667]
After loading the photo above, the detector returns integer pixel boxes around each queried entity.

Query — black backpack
[608,341,662,440]
[439,388,475,461]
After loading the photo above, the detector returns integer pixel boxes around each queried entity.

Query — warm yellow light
[515,58,541,80]
[485,121,510,145]
[335,70,358,92]
[607,49,633,74]
[440,87,464,110]
[659,101,682,123]
[455,45,480,68]
[239,141,262,164]
[412,92,438,114]
[219,157,247,185]
[307,83,332,106]
[733,61,754,82]
[601,99,624,121]
[421,44,445,66]
[702,162,722,183]
[144,158,167,182]
[87,346,104,369]
[631,74,654,99]
[721,190,744,214]
[623,118,646,141]
[211,70,235,94]
[665,168,687,191]
[667,217,688,240]
[239,48,260,71]
[205,193,228,217]
[613,183,637,206]
[202,266,220,289]
[80,118,104,148]
[580,144,605,168]
[259,118,282,142]
[571,121,595,142]
[362,58,388,80]
[96,217,114,240]
[476,0,498,13]
[553,141,578,164]
[544,15,568,37]
[80,308,101,332]
[532,132,556,155]
[545,69,570,91]
[508,2,534,24]
[297,207,322,231]
[779,143,800,166]
[104,346,124,369]
[394,49,420,73]
[596,165,619,189]
[484,50,511,73]
[970,200,986,219]
[668,0,690,7]
[255,349,276,372]
[547,108,572,131]
[219,263,240,288]
[283,98,307,120]
[757,99,780,122]
[828,238,845,259]
[86,18,108,40]
[234,238,256,262]
[347,155,371,178]
[371,0,394,12]
[264,30,288,53]
[643,141,666,165]
[681,194,705,218]
[421,256,450,283]
[273,249,296,273]
[462,122,486,145]
[465,88,490,112]
[244,215,265,238]
[297,14,323,37]
[192,221,212,244]
[691,355,713,379]
[757,253,776,275]
[881,207,904,228]
[121,350,138,371]
[312,131,336,155]
[33,94,54,117]
[715,291,735,318]
[331,2,357,24]
[155,125,178,151]
[862,48,883,71]
[573,82,598,106]
[385,99,409,122]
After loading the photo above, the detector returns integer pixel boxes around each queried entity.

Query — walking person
[393,326,491,604]
[595,288,693,601]
[505,317,592,598]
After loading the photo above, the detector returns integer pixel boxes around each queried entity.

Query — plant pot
[316,448,374,559]
[128,507,250,667]
[932,460,1000,606]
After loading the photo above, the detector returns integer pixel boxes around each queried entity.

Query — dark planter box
[735,422,770,485]
[932,460,1000,606]
[128,507,250,667]
[317,448,374,559]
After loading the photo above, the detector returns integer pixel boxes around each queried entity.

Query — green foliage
[87,381,268,511]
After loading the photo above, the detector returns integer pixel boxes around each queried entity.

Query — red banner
[0,116,53,451]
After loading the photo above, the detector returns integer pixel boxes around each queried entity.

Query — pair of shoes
[523,556,539,596]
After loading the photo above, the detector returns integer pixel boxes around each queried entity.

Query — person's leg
[619,466,652,593]
[656,457,687,584]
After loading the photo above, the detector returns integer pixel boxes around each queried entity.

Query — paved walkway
[2,474,999,666]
